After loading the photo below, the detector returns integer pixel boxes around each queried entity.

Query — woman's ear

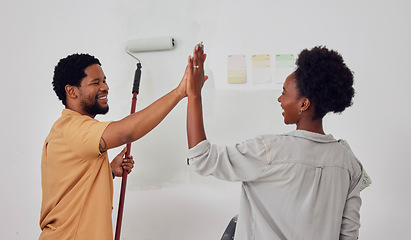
[300,98,311,111]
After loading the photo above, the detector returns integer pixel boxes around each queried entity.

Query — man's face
[78,64,109,117]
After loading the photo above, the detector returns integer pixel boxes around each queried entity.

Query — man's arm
[187,43,207,149]
[100,65,189,152]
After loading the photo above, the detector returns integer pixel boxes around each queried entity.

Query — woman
[186,44,368,240]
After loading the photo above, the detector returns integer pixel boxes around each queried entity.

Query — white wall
[1,0,410,239]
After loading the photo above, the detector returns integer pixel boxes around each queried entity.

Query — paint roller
[124,37,175,94]
[126,36,175,54]
[115,36,175,240]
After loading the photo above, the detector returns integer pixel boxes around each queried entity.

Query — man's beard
[81,96,109,116]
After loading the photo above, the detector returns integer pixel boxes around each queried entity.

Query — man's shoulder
[46,110,100,140]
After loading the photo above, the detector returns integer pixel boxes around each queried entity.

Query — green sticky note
[276,54,295,68]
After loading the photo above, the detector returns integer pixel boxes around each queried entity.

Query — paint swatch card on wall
[275,54,295,83]
[252,54,271,84]
[227,55,246,84]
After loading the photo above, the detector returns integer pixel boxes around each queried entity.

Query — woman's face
[277,73,304,125]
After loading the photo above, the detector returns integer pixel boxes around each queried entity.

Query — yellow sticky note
[228,55,246,84]
[252,54,271,84]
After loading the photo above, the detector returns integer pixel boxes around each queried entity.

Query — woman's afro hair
[294,46,354,119]
[52,53,101,106]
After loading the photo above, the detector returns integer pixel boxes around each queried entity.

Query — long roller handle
[132,63,142,94]
[115,63,142,240]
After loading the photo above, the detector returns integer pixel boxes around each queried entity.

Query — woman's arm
[187,43,207,149]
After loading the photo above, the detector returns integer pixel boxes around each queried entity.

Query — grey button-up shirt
[188,130,363,240]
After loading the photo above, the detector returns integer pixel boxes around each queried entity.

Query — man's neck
[65,106,96,119]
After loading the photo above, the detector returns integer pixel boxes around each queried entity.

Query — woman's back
[234,130,362,239]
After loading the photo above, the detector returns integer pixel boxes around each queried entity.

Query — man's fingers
[118,146,127,157]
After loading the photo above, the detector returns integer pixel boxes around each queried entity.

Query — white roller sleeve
[126,37,175,52]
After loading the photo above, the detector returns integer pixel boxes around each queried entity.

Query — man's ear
[65,85,78,99]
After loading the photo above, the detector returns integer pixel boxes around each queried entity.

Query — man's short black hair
[295,46,355,119]
[52,53,101,106]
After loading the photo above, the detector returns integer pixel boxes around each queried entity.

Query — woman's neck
[296,117,325,135]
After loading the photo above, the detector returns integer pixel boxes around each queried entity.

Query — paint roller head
[126,37,175,53]
[125,37,174,92]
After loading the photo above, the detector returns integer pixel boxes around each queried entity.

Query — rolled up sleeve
[340,172,362,239]
[187,137,269,182]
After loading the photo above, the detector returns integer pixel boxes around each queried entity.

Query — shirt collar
[62,108,80,116]
[281,130,337,143]
[62,109,92,119]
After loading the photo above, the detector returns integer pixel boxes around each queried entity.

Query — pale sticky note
[228,55,246,84]
[252,54,271,84]
[275,54,294,68]
[275,54,295,83]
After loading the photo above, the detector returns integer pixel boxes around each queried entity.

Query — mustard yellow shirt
[40,109,113,240]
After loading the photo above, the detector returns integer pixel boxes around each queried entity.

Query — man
[40,53,189,239]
